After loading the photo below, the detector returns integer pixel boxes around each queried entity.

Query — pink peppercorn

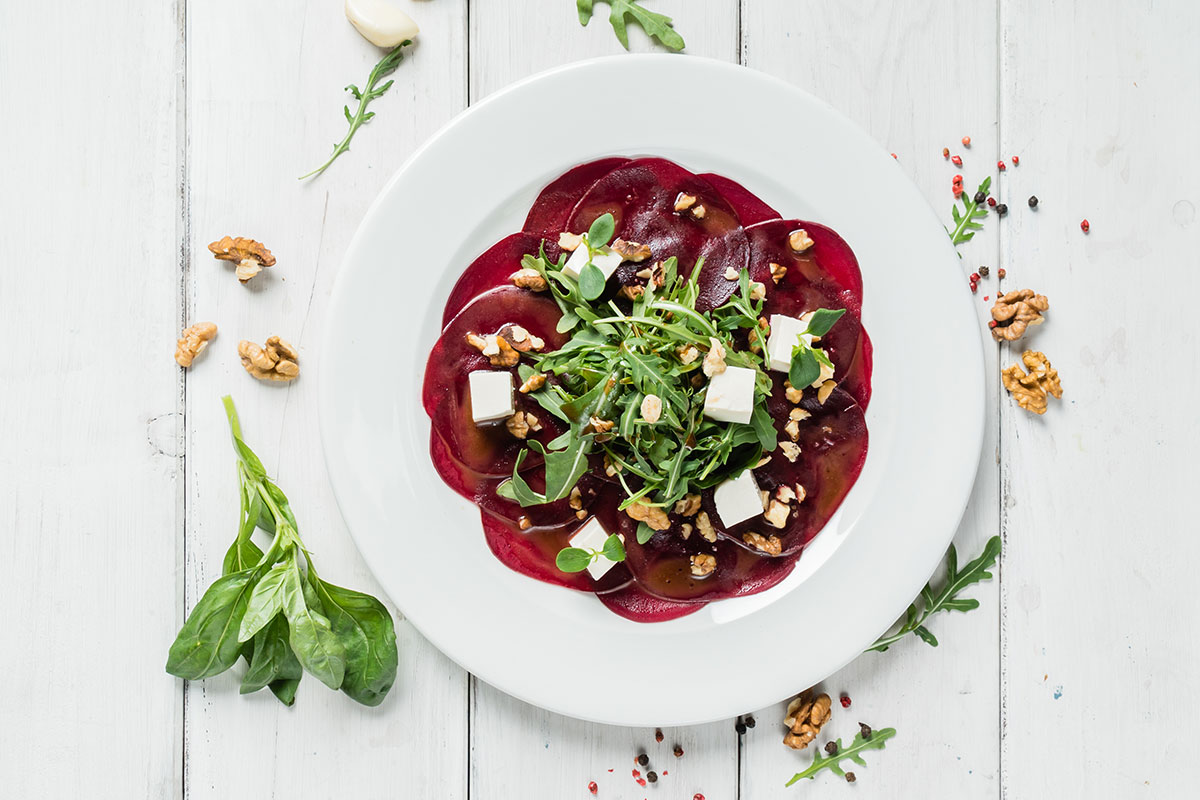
[1012,155,1020,166]
[589,781,598,795]
[970,272,980,282]
[840,694,852,709]
[951,155,963,167]
[988,320,998,329]
[1081,219,1090,233]
[962,136,972,147]
[997,160,1006,171]
[998,268,1006,279]
[987,197,997,207]
[943,147,950,159]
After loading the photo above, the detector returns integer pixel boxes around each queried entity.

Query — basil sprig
[555,534,626,572]
[166,396,398,707]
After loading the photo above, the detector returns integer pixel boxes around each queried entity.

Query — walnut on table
[991,289,1049,341]
[1001,350,1063,414]
[208,236,276,284]
[783,690,832,750]
[239,336,299,382]
[175,322,217,367]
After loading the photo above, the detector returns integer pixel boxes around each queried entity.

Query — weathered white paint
[2,1,1196,797]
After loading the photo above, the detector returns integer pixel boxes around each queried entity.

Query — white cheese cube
[713,470,764,527]
[468,370,514,424]
[702,365,757,425]
[562,242,624,282]
[568,516,620,579]
[765,313,814,372]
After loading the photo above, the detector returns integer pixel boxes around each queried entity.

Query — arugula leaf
[576,0,686,52]
[868,536,1001,652]
[947,176,992,251]
[166,570,257,680]
[785,727,896,785]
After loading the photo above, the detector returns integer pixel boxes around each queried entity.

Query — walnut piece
[783,690,832,750]
[723,267,739,281]
[612,238,652,263]
[678,345,700,365]
[690,553,717,576]
[208,236,276,284]
[788,229,815,253]
[569,486,584,510]
[466,332,520,367]
[509,268,548,292]
[692,204,707,219]
[1002,350,1063,415]
[505,410,541,439]
[175,322,217,367]
[991,289,1049,341]
[239,336,299,382]
[518,372,546,393]
[619,285,645,301]
[558,231,583,251]
[640,394,662,424]
[589,416,615,434]
[673,494,702,517]
[743,531,783,554]
[500,324,544,353]
[679,523,693,540]
[817,380,837,405]
[763,500,791,529]
[784,419,800,442]
[625,500,671,531]
[674,193,697,212]
[695,511,717,542]
[779,441,801,462]
[784,382,804,403]
[749,281,767,301]
[769,262,788,284]
[702,337,727,377]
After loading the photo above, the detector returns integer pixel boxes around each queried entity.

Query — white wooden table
[3,1,1197,797]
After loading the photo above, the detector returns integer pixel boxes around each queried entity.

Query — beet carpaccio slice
[424,156,871,622]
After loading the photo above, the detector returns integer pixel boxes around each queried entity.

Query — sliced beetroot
[597,584,704,623]
[698,172,782,226]
[566,158,748,282]
[839,330,874,410]
[523,157,631,237]
[746,219,863,309]
[442,233,563,327]
[480,512,633,595]
[423,287,567,476]
[705,380,867,556]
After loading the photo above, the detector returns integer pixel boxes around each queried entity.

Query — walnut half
[208,236,276,284]
[239,336,299,382]
[1001,350,1063,414]
[783,690,832,750]
[175,322,217,367]
[991,289,1049,341]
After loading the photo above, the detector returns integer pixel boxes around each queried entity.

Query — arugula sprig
[785,727,897,786]
[577,0,685,51]
[788,308,845,390]
[947,176,992,249]
[166,396,399,707]
[300,42,411,180]
[555,534,626,572]
[868,535,1001,652]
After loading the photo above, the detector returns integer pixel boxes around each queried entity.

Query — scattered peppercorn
[984,295,990,301]
[988,320,998,328]
[978,265,990,277]
[637,753,649,767]
[998,267,1006,279]
[970,281,978,294]
[694,794,706,800]
[996,203,1008,217]
[974,190,986,204]
[1081,219,1090,233]
[674,745,685,758]
[588,780,598,795]
[1028,195,1039,208]
[745,714,756,729]
[987,197,997,207]
[840,694,851,709]
[825,741,839,755]
[846,772,857,783]
[951,154,963,167]
[970,272,980,282]
[859,722,872,739]
[891,153,897,159]
[962,136,972,147]
[647,771,658,783]
[997,160,1007,171]
[943,147,950,159]
[1012,155,1020,166]
[735,720,747,735]
[655,728,664,743]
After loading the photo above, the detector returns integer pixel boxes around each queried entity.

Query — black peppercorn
[974,190,987,204]
[647,771,658,783]
[655,728,664,743]
[846,772,857,783]
[824,741,839,755]
[978,266,990,278]
[673,745,684,758]
[859,722,872,740]
[735,720,747,735]
[637,753,649,767]
[744,715,756,729]
[996,203,1008,217]
[1028,195,1039,208]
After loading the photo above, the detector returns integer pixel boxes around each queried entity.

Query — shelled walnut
[1001,350,1063,414]
[991,289,1048,341]
[783,690,832,750]
[174,322,217,367]
[239,336,299,382]
[208,236,275,283]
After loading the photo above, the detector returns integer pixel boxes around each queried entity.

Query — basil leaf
[635,521,655,545]
[238,557,292,642]
[789,348,820,389]
[315,580,399,707]
[240,615,302,696]
[804,308,846,337]
[166,569,257,680]
[555,547,592,573]
[601,534,626,562]
[579,262,607,301]
[587,212,615,247]
[224,485,265,574]
[268,677,301,706]
[282,555,346,689]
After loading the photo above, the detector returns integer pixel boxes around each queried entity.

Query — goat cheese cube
[562,241,624,282]
[702,365,757,425]
[568,516,620,580]
[713,470,764,527]
[765,313,814,372]
[468,370,514,424]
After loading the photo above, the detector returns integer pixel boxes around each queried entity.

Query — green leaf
[268,676,301,706]
[636,521,655,545]
[587,212,616,247]
[914,625,939,647]
[785,728,896,786]
[749,405,777,451]
[556,309,581,333]
[238,556,292,642]
[804,308,846,337]
[788,348,820,389]
[579,262,607,301]
[166,569,257,680]
[601,534,626,562]
[577,0,594,24]
[281,554,346,689]
[556,547,593,573]
[582,0,685,51]
[240,615,302,696]
[315,580,399,706]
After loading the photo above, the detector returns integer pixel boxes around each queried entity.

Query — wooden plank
[740,3,1003,797]
[181,1,469,796]
[998,1,1200,795]
[0,0,183,794]
[465,3,742,799]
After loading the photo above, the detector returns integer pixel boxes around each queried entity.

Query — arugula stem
[647,301,720,337]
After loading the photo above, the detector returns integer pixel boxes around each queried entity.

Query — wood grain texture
[180,2,469,797]
[0,1,183,796]
[740,2,1002,797]
[998,1,1200,795]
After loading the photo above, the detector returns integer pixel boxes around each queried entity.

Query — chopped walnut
[518,372,546,393]
[603,454,621,477]
[689,553,717,576]
[558,231,583,251]
[812,359,835,388]
[749,281,767,301]
[625,499,671,531]
[1002,350,1063,415]
[783,690,832,750]
[755,455,772,468]
[466,332,520,367]
[619,285,645,301]
[589,416,615,434]
[680,523,693,540]
[674,193,697,212]
[678,345,701,365]
[695,511,717,542]
[239,336,299,382]
[991,289,1049,341]
[724,267,739,281]
[518,515,533,531]
[789,407,811,422]
[175,322,217,367]
[500,324,544,353]
[817,380,837,404]
[702,337,727,377]
[784,382,805,403]
[763,501,790,529]
[208,236,276,284]
[788,229,815,254]
[569,486,584,510]
[779,441,801,462]
[743,531,783,554]
[509,268,548,292]
[641,394,663,424]
[612,238,652,262]
[692,204,707,219]
[794,484,807,504]
[775,485,797,504]
[747,318,770,354]
[769,262,788,284]
[505,410,541,439]
[673,494,702,517]
[575,509,588,520]
[784,419,800,441]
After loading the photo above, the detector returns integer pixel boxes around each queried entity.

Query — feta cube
[568,516,620,579]
[713,470,764,527]
[468,370,514,424]
[702,365,757,425]
[765,313,814,372]
[562,242,624,282]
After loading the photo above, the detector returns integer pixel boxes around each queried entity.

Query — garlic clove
[345,0,419,48]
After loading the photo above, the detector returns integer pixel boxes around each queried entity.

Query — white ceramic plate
[320,55,984,726]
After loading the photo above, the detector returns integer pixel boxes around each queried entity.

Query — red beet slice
[442,233,563,327]
[747,219,863,307]
[523,157,631,237]
[597,584,704,623]
[480,512,633,595]
[423,287,567,476]
[839,330,874,410]
[698,172,782,226]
